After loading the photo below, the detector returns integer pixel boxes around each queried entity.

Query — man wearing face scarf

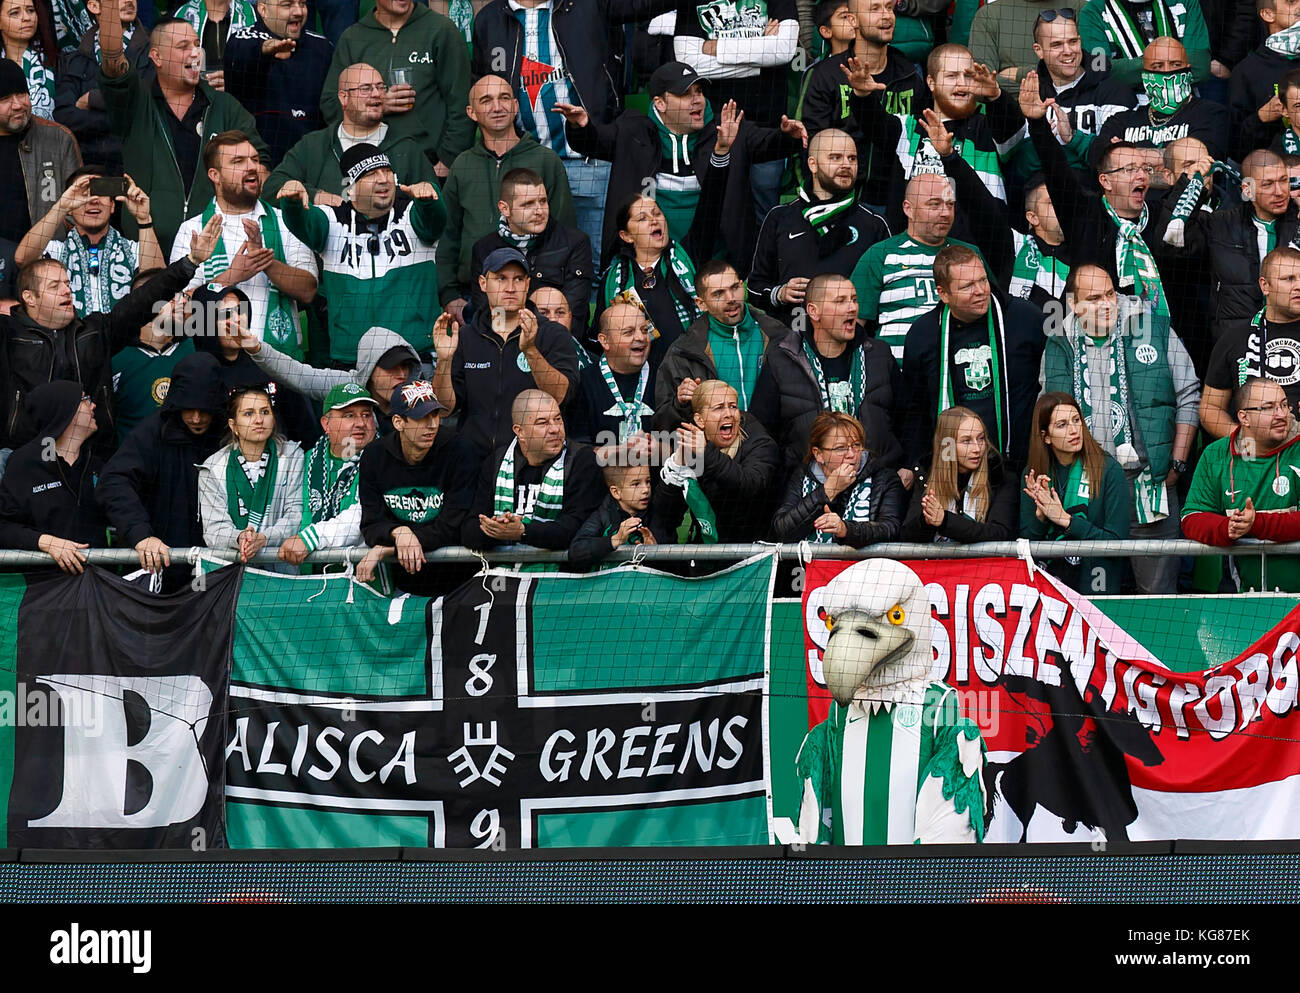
[1093,37,1229,164]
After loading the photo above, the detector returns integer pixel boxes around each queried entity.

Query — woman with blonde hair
[771,410,905,546]
[198,384,305,567]
[904,406,1018,543]
[657,379,779,542]
[1021,392,1130,593]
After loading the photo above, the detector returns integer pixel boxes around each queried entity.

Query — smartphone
[88,177,129,198]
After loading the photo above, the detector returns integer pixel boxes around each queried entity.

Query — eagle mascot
[796,560,987,844]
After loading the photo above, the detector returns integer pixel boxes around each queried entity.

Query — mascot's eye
[887,605,906,626]
[824,615,836,631]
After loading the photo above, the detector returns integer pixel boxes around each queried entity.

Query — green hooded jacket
[264,124,440,201]
[320,2,473,171]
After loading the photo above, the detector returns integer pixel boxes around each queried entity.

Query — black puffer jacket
[901,451,1019,543]
[0,255,198,452]
[749,324,903,477]
[96,352,227,550]
[469,219,594,338]
[770,454,905,547]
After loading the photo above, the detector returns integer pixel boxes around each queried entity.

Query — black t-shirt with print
[1205,316,1300,411]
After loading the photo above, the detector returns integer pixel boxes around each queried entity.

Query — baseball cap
[482,247,528,274]
[649,62,706,98]
[324,382,379,412]
[375,343,421,370]
[390,379,447,420]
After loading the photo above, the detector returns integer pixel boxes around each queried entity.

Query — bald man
[1093,37,1230,165]
[266,62,441,202]
[749,128,890,325]
[437,73,575,324]
[1159,148,1300,369]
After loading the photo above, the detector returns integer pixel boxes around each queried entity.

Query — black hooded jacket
[0,381,106,551]
[96,352,227,550]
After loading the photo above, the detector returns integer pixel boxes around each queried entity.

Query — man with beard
[467,168,592,339]
[276,143,444,364]
[845,42,1027,221]
[1094,37,1229,163]
[224,0,331,168]
[97,351,227,590]
[654,259,788,431]
[800,0,928,210]
[1201,246,1300,436]
[438,74,574,325]
[266,63,440,204]
[465,389,604,551]
[1009,175,1071,310]
[1016,9,1136,171]
[98,0,269,255]
[109,269,196,443]
[0,59,80,245]
[16,168,164,319]
[1184,375,1300,591]
[171,130,318,360]
[1022,75,1177,315]
[748,129,890,327]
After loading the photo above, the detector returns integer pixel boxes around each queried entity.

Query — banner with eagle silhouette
[803,558,1300,843]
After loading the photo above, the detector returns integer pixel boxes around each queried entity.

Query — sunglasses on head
[1036,7,1076,24]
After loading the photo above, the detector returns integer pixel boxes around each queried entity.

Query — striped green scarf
[1101,0,1177,59]
[226,444,277,531]
[1102,198,1167,319]
[938,298,1008,454]
[799,188,856,237]
[603,242,699,339]
[493,439,566,523]
[1009,230,1070,302]
[302,436,359,526]
[800,462,873,543]
[801,336,867,416]
[899,114,1005,202]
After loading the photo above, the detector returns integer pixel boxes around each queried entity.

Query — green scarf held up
[200,200,300,358]
[226,444,279,531]
[1102,0,1175,59]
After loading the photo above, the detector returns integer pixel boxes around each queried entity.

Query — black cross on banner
[225,573,769,849]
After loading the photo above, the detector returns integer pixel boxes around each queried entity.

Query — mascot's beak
[823,609,916,707]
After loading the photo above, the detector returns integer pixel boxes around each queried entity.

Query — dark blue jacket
[224,16,333,168]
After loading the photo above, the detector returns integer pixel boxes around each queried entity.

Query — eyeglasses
[1035,7,1076,24]
[1240,400,1291,413]
[344,83,387,95]
[820,443,864,455]
[1103,163,1156,177]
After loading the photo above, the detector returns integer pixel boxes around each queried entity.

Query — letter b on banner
[29,675,213,829]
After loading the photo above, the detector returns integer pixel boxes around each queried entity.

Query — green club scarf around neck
[938,297,1007,453]
[605,242,698,339]
[1102,198,1167,318]
[801,459,872,543]
[497,216,537,253]
[226,442,279,531]
[200,200,300,356]
[599,357,652,442]
[493,439,567,525]
[799,188,856,237]
[303,436,359,525]
[802,335,868,416]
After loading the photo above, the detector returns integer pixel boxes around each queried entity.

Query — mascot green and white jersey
[796,560,987,844]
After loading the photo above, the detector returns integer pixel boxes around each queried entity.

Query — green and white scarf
[1102,198,1167,318]
[1058,458,1091,514]
[226,444,278,531]
[1009,230,1070,302]
[1161,170,1206,248]
[599,357,652,442]
[801,335,867,415]
[1285,125,1300,154]
[1267,18,1300,56]
[1102,0,1176,59]
[58,226,136,316]
[899,114,1005,202]
[199,199,299,354]
[604,242,698,339]
[1141,69,1193,116]
[302,436,359,525]
[21,46,54,120]
[800,460,872,544]
[175,0,257,45]
[1067,318,1168,524]
[493,439,566,523]
[799,188,856,237]
[49,0,92,51]
[938,297,1008,454]
[497,216,536,253]
[660,456,719,543]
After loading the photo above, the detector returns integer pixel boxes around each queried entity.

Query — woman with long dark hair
[771,410,904,547]
[198,384,305,567]
[904,405,1018,543]
[1,0,58,118]
[1021,391,1131,593]
[601,194,700,362]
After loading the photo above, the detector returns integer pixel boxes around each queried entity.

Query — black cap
[338,143,392,187]
[390,379,448,420]
[376,344,420,370]
[482,247,528,274]
[649,62,705,98]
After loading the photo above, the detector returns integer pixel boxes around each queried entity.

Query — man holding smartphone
[14,168,165,317]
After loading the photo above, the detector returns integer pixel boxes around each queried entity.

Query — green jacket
[320,2,473,171]
[435,131,576,307]
[264,124,440,201]
[99,68,268,256]
[1042,319,1176,481]
[1021,454,1131,594]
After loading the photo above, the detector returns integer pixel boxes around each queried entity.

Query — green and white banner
[225,557,774,849]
